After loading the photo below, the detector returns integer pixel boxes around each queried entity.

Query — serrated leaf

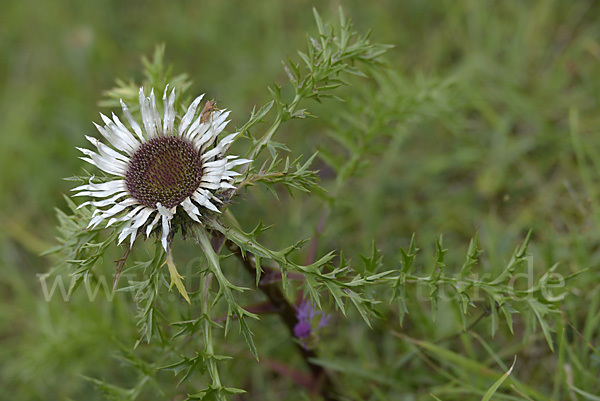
[400,234,419,274]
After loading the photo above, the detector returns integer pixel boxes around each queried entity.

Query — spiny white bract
[72,87,250,251]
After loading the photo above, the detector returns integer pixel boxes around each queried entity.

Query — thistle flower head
[72,87,250,250]
[293,300,330,348]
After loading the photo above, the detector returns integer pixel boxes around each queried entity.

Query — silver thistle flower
[73,87,250,251]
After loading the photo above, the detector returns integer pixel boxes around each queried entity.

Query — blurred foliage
[1,0,600,400]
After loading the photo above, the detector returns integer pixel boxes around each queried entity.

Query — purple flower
[293,300,330,345]
[293,321,312,338]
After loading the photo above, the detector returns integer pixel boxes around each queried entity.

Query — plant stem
[201,272,222,388]
[249,112,283,162]
[246,93,300,164]
[225,238,338,401]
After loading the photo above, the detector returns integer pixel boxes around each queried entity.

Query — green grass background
[1,0,600,400]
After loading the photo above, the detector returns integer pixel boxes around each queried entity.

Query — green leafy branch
[193,227,259,359]
[207,216,388,328]
[390,232,583,349]
[118,246,167,345]
[236,153,322,198]
[43,195,127,299]
[239,7,392,193]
